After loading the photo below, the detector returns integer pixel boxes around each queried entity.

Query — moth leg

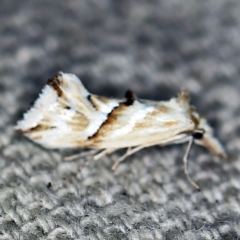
[183,137,200,191]
[112,145,148,170]
[64,149,100,161]
[75,149,116,170]
[93,148,116,161]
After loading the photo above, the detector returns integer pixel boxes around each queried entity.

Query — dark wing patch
[124,90,135,106]
[87,94,97,109]
[47,75,63,97]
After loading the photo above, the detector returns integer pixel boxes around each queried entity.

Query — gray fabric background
[0,0,240,239]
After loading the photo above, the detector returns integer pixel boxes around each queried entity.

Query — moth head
[192,117,227,159]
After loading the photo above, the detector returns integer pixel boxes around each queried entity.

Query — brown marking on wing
[19,124,54,134]
[133,106,178,130]
[92,95,114,104]
[150,105,169,116]
[133,121,153,129]
[124,90,135,106]
[87,95,115,111]
[88,102,126,140]
[191,115,199,127]
[72,112,88,123]
[47,76,62,97]
[67,113,89,131]
[163,121,179,127]
[190,106,200,127]
[58,97,75,111]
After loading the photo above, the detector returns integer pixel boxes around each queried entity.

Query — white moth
[15,72,227,190]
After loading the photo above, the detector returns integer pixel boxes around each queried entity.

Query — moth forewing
[89,94,196,149]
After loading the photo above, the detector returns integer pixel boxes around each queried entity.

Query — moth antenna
[183,137,201,191]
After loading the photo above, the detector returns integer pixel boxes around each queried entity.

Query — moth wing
[90,97,195,149]
[15,73,120,149]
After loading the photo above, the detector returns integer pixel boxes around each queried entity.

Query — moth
[15,72,227,190]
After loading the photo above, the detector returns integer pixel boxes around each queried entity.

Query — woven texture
[1,0,240,239]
